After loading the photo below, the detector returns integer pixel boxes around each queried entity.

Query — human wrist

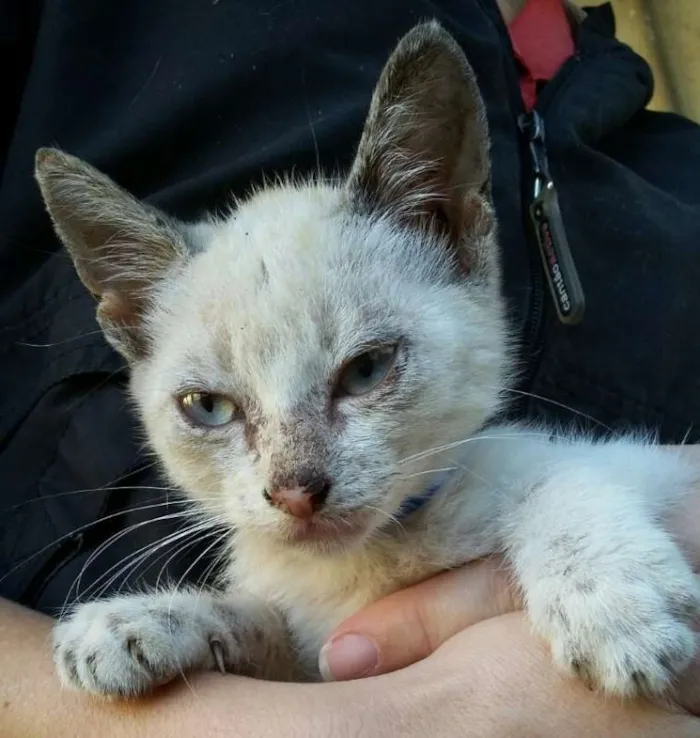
[142,670,400,738]
[319,677,404,737]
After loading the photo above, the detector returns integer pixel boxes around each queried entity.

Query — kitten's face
[35,22,509,550]
[131,185,507,548]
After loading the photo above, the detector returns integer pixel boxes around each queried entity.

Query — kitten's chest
[228,488,500,667]
[229,533,444,663]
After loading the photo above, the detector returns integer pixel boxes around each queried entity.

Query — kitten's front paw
[53,593,239,697]
[529,546,700,698]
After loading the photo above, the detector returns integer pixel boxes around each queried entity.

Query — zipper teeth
[520,111,545,371]
[480,0,545,364]
[482,0,581,372]
[518,55,582,400]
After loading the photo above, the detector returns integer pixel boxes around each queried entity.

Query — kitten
[36,21,699,700]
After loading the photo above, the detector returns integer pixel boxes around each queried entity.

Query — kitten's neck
[229,513,446,614]
[396,468,456,519]
[229,468,468,590]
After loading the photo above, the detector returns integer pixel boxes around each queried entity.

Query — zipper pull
[519,111,585,325]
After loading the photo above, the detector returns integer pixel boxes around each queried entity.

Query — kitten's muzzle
[264,475,331,519]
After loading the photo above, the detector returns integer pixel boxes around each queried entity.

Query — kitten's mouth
[284,514,369,544]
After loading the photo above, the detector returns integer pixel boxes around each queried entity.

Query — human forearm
[330,609,700,737]
[0,598,387,738]
[0,598,128,738]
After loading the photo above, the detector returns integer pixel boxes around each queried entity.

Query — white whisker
[399,466,458,480]
[62,513,219,615]
[488,385,612,432]
[396,431,554,466]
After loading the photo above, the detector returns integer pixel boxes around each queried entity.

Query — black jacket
[1,1,699,613]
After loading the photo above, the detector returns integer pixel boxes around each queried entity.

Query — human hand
[369,610,700,737]
[319,559,700,737]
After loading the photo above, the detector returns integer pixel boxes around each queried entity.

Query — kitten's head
[36,22,511,551]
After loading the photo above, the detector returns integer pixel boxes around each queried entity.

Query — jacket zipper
[519,108,585,326]
[512,51,584,408]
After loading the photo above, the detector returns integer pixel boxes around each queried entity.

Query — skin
[2,579,698,738]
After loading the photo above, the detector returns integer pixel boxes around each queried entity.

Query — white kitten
[36,21,699,700]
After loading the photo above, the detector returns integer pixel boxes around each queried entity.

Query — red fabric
[508,0,575,110]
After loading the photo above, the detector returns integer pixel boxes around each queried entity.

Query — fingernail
[318,634,379,682]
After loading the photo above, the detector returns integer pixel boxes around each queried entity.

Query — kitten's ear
[35,148,188,361]
[347,22,493,266]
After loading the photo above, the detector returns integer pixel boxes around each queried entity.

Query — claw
[210,638,227,675]
[127,637,148,670]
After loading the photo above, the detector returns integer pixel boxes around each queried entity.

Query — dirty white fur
[40,22,699,701]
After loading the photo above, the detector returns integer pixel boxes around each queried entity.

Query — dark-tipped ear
[35,148,188,361]
[347,22,493,267]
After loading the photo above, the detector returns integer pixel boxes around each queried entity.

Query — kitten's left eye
[177,391,238,427]
[335,344,399,397]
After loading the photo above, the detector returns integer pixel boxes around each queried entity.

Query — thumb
[319,556,519,681]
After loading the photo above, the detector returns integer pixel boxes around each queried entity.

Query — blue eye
[178,392,238,427]
[336,344,398,397]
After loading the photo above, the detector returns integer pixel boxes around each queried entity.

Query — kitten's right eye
[177,391,238,427]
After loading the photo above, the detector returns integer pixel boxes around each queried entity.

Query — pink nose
[268,486,315,518]
[265,477,331,519]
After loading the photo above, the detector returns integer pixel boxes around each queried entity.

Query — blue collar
[397,470,454,520]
